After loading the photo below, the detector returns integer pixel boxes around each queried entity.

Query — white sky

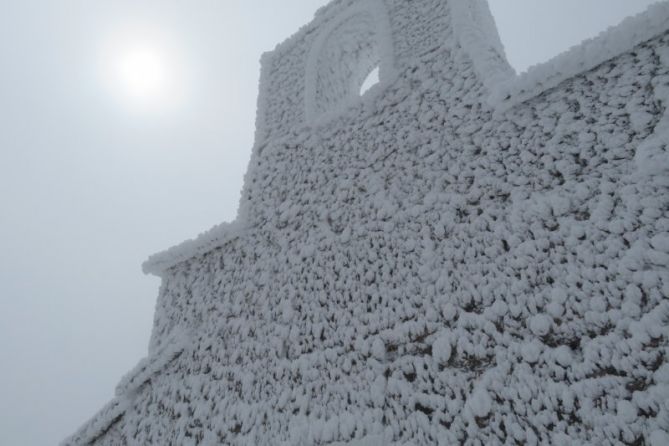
[0,1,660,444]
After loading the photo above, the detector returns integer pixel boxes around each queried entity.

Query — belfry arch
[304,0,395,122]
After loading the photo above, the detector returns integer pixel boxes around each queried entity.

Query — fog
[0,1,658,444]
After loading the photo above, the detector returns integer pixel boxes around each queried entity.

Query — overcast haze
[0,1,659,444]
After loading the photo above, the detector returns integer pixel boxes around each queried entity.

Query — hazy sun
[115,44,169,103]
[101,27,187,114]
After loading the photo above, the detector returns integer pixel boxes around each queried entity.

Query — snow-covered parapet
[490,1,669,112]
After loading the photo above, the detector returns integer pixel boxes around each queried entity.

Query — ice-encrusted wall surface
[66,0,669,445]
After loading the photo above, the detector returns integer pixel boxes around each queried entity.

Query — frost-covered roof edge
[62,330,191,445]
[114,328,190,396]
[489,1,669,112]
[60,398,129,446]
[142,219,248,276]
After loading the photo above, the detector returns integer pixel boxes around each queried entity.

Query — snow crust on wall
[75,1,669,445]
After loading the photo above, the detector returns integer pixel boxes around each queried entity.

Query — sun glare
[101,27,187,114]
[116,45,169,103]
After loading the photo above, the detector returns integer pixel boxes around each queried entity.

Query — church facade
[66,0,669,444]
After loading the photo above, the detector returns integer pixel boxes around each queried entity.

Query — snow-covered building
[66,0,669,444]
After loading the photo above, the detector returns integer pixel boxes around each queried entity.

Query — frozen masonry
[65,0,669,444]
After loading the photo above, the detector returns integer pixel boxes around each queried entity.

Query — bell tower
[252,0,512,150]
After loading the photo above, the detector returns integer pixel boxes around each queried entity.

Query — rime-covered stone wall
[66,0,669,445]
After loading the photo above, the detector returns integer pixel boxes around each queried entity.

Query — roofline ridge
[489,1,669,112]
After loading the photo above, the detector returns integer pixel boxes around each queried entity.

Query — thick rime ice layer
[70,0,669,445]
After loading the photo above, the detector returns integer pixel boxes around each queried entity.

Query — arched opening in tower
[359,65,380,96]
[307,11,382,119]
